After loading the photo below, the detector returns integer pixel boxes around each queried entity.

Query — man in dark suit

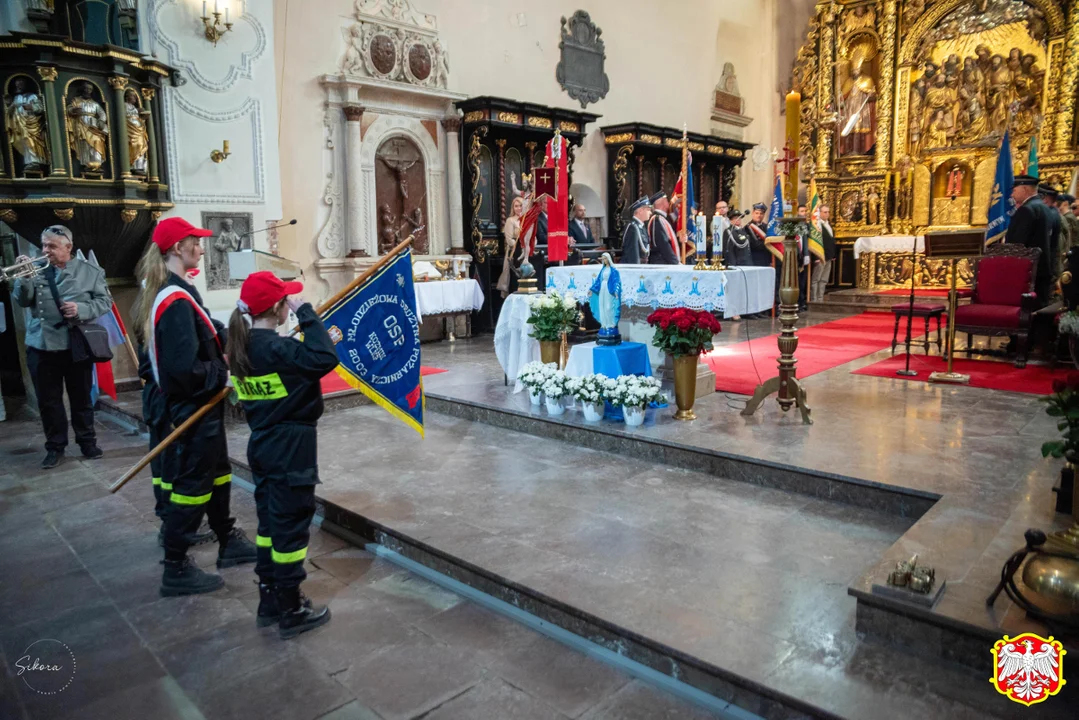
[620,196,651,264]
[810,205,836,303]
[567,203,592,266]
[647,192,681,265]
[1040,184,1063,280]
[1006,175,1052,303]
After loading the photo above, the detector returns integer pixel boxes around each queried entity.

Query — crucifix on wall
[375,136,428,254]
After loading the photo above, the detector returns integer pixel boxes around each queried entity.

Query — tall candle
[785,91,801,205]
[203,1,207,17]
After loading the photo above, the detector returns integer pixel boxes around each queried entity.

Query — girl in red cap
[132,217,257,597]
[227,271,339,638]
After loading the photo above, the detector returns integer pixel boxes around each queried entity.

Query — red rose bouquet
[645,308,722,358]
[1042,371,1079,460]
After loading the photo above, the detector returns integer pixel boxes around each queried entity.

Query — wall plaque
[556,11,609,109]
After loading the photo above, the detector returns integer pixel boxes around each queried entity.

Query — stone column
[140,87,159,183]
[108,76,132,178]
[443,116,466,252]
[36,66,66,176]
[343,104,367,257]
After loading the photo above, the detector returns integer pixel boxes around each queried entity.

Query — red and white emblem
[328,325,343,345]
[990,633,1066,707]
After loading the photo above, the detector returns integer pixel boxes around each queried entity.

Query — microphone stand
[896,234,918,377]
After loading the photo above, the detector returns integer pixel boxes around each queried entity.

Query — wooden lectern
[924,230,985,385]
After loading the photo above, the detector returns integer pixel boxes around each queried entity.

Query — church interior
[2,1,1079,719]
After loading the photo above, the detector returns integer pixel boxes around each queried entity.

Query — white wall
[142,0,282,312]
[273,0,783,289]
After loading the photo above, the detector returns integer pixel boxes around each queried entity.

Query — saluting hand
[286,295,306,312]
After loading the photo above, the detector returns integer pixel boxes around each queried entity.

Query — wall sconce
[210,140,231,163]
[201,1,233,46]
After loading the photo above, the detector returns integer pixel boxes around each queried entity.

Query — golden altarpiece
[793,0,1079,289]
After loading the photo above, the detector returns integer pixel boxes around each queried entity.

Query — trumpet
[1,256,50,281]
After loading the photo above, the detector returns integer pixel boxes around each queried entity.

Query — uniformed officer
[1040,184,1063,284]
[227,271,339,639]
[723,209,754,268]
[1007,175,1053,302]
[746,203,774,267]
[647,192,681,265]
[619,196,652,264]
[133,217,257,597]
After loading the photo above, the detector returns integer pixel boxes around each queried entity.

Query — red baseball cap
[152,217,212,253]
[240,271,303,316]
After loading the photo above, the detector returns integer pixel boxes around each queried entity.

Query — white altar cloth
[545,264,774,319]
[494,293,541,388]
[414,278,484,322]
[852,236,925,259]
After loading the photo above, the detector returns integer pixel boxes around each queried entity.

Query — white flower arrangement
[569,374,608,404]
[1060,311,1079,336]
[540,369,570,400]
[603,374,663,408]
[518,361,559,391]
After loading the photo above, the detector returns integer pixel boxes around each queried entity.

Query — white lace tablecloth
[414,278,484,322]
[852,236,925,258]
[545,264,774,319]
[494,293,541,388]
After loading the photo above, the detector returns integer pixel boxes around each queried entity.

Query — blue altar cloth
[592,341,652,379]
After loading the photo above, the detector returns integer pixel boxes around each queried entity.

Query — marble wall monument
[556,11,610,109]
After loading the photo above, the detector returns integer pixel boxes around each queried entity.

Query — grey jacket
[13,258,110,352]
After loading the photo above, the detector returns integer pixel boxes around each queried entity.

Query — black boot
[217,527,257,568]
[41,450,63,469]
[160,555,225,597]
[191,522,216,546]
[256,582,282,628]
[276,585,330,639]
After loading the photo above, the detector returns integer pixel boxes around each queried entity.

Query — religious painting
[555,11,610,109]
[200,212,252,291]
[375,136,429,255]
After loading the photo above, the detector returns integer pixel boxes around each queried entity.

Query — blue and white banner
[986,130,1015,245]
[321,246,425,436]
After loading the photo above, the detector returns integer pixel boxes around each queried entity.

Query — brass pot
[673,354,698,421]
[1021,550,1079,617]
[540,340,561,366]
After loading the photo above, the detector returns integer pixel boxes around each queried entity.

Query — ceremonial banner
[807,179,824,261]
[987,130,1015,245]
[542,135,570,262]
[672,152,696,235]
[765,175,785,260]
[321,246,425,436]
[1027,135,1039,177]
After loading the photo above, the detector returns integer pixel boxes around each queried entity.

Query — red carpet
[704,313,898,395]
[320,366,446,395]
[852,355,1065,395]
[874,288,950,297]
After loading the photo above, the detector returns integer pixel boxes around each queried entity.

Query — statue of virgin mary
[589,252,622,346]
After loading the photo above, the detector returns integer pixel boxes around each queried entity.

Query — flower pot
[540,340,561,366]
[528,388,543,406]
[672,354,699,421]
[545,396,566,415]
[582,401,604,422]
[624,405,646,427]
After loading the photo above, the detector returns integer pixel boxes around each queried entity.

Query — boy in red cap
[227,271,339,638]
[132,217,257,596]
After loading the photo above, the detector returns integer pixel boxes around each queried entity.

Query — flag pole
[110,236,416,494]
[680,124,689,264]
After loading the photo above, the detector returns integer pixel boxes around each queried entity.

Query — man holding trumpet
[9,225,110,468]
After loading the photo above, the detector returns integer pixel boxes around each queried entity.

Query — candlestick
[785,91,801,205]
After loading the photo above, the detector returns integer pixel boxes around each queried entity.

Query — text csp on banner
[322,247,425,436]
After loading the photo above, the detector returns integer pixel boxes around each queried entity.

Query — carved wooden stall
[599,123,754,244]
[457,96,598,330]
[792,0,1079,291]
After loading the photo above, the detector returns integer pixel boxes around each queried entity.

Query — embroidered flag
[1027,134,1039,177]
[320,245,424,436]
[807,179,824,262]
[672,152,696,236]
[542,135,570,263]
[764,175,785,260]
[987,130,1016,245]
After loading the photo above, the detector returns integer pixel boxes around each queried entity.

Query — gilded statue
[123,88,149,176]
[66,81,108,173]
[925,109,950,149]
[839,5,876,45]
[838,35,878,156]
[5,77,49,173]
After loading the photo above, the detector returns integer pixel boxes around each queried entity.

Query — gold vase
[540,340,561,366]
[673,354,698,421]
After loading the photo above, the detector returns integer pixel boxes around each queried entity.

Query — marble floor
[214,310,1075,719]
[0,411,723,720]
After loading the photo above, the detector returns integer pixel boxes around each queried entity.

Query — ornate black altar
[457,96,599,330]
[0,21,176,279]
[600,123,754,244]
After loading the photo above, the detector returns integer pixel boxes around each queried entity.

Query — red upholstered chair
[953,244,1041,368]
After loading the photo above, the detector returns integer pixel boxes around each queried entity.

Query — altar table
[852,235,923,259]
[414,278,484,322]
[545,264,774,320]
[852,236,971,291]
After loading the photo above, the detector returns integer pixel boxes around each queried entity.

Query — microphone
[240,219,297,237]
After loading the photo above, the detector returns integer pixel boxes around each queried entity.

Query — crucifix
[774,143,798,203]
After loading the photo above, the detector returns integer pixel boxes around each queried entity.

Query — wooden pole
[680,126,689,264]
[110,237,415,493]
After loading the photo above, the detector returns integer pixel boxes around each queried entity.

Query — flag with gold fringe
[807,179,824,262]
[320,245,425,436]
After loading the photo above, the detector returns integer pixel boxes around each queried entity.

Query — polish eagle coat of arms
[990,633,1066,707]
